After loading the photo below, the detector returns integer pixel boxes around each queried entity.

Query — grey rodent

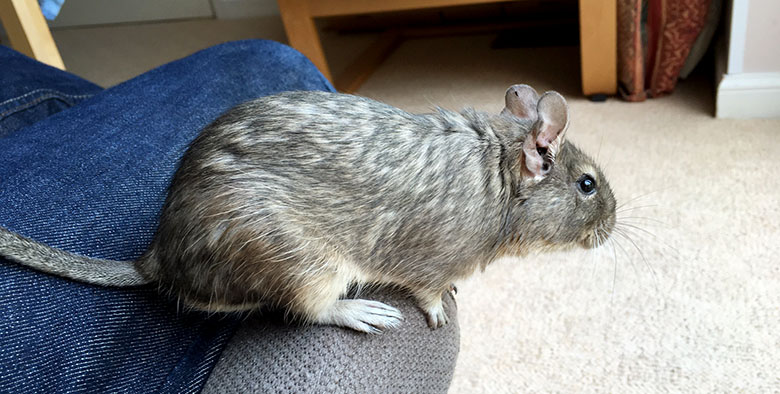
[0,85,616,333]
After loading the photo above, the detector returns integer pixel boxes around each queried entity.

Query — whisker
[616,204,659,214]
[591,235,601,281]
[617,215,666,224]
[611,234,640,281]
[609,238,619,304]
[616,192,657,211]
[615,222,680,257]
[596,132,605,162]
[615,184,677,211]
[617,216,669,228]
[613,228,660,294]
[577,229,597,284]
[603,144,617,169]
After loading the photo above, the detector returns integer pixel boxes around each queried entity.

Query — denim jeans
[0,40,334,393]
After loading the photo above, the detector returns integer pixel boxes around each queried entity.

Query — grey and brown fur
[0,85,616,333]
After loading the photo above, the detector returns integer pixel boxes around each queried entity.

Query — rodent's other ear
[501,84,540,121]
[521,91,569,180]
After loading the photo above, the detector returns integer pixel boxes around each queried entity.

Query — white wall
[211,0,279,20]
[48,0,214,27]
[47,0,280,27]
[716,0,780,118]
[742,0,780,73]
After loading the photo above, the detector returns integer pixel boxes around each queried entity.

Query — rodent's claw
[449,283,458,295]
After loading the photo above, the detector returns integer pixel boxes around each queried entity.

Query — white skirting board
[43,0,280,27]
[47,0,214,27]
[716,72,780,119]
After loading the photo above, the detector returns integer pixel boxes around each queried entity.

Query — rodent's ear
[521,91,569,180]
[501,84,540,121]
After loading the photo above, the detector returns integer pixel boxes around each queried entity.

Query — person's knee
[215,39,293,55]
[203,40,310,72]
[193,39,332,91]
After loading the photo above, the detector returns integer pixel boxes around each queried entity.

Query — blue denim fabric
[0,47,103,137]
[0,40,334,393]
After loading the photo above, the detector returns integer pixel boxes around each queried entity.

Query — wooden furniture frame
[278,0,616,96]
[0,0,64,69]
[1,0,615,95]
[577,0,616,96]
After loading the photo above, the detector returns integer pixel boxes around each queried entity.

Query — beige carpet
[29,17,780,392]
[359,36,780,393]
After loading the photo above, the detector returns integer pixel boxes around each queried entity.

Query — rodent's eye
[577,174,597,195]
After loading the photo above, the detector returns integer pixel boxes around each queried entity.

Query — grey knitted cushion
[203,289,459,394]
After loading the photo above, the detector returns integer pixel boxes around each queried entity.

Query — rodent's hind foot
[414,291,449,329]
[317,299,403,334]
[424,303,449,329]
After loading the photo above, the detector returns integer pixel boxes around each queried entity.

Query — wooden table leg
[578,0,617,97]
[334,29,403,93]
[277,0,333,82]
[0,0,65,69]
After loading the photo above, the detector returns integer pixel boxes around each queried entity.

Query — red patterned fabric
[617,0,712,101]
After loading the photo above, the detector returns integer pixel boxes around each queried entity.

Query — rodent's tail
[0,226,151,287]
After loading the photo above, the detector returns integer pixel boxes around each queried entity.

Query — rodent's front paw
[424,304,449,329]
[323,299,404,334]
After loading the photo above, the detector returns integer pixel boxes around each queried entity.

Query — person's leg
[0,45,103,137]
[0,39,334,394]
